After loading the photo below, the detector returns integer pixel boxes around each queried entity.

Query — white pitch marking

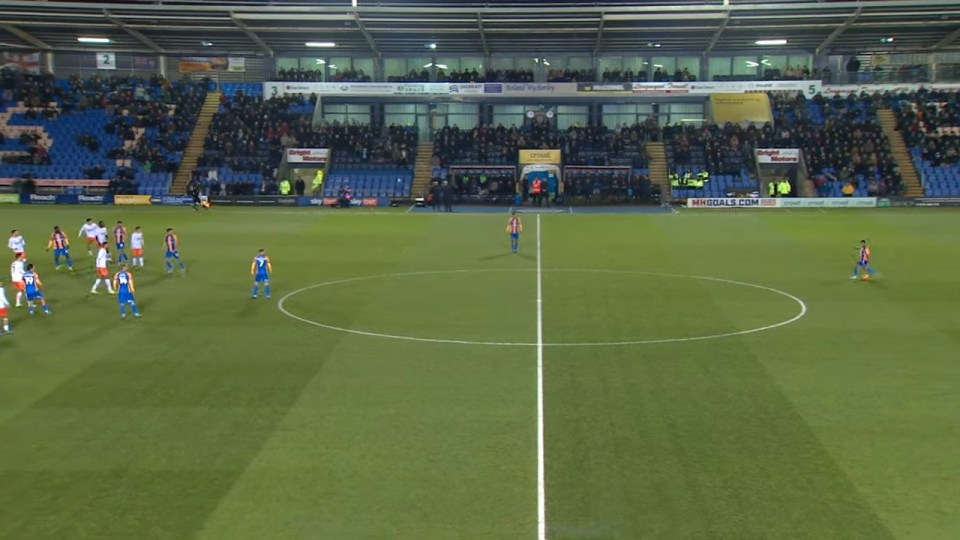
[535,214,547,540]
[276,269,809,347]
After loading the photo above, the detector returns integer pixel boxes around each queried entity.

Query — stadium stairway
[171,91,221,194]
[411,141,435,198]
[878,108,923,197]
[646,141,671,201]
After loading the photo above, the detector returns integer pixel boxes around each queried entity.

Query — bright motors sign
[755,148,800,164]
[286,148,330,164]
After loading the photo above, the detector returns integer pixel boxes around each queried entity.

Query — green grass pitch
[1,205,959,539]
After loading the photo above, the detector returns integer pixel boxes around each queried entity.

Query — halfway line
[536,214,547,540]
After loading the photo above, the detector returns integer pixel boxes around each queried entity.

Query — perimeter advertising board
[687,197,878,208]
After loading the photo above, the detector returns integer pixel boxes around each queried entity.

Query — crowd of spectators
[438,168,651,204]
[107,167,139,195]
[600,67,697,83]
[893,90,960,167]
[274,67,371,82]
[2,71,205,193]
[394,68,536,83]
[99,79,207,173]
[433,120,649,168]
[776,92,902,195]
[437,68,483,82]
[562,170,652,202]
[198,93,416,188]
[547,69,597,83]
[200,93,316,177]
[1,70,59,107]
[663,123,753,176]
[661,92,904,196]
[321,123,417,168]
[268,63,931,86]
[444,170,517,200]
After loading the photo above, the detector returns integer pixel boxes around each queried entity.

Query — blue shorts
[54,248,69,258]
[165,250,179,259]
[117,291,135,304]
[25,290,43,301]
[116,242,125,250]
[858,260,870,267]
[254,273,270,283]
[510,232,519,240]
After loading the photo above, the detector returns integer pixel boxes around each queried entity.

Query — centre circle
[277,269,807,347]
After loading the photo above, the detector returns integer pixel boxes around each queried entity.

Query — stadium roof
[1,0,959,57]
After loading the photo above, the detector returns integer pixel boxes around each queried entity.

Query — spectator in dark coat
[441,181,454,212]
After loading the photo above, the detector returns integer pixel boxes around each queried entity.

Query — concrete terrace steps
[877,108,924,197]
[411,141,435,198]
[646,141,670,201]
[170,91,221,195]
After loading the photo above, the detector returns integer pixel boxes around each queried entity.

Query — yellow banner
[710,93,772,124]
[114,194,152,206]
[519,149,562,164]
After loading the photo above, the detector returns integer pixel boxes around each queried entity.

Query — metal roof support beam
[4,0,960,16]
[816,7,861,55]
[354,13,380,57]
[593,13,605,56]
[231,14,273,57]
[477,14,489,57]
[0,23,51,50]
[932,27,960,50]
[703,12,730,56]
[104,10,164,53]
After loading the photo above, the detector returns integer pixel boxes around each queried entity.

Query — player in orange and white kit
[9,253,25,307]
[89,244,115,295]
[8,229,26,260]
[78,218,99,256]
[0,279,11,335]
[130,226,145,268]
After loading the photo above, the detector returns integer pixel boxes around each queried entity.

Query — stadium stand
[218,83,264,99]
[431,122,652,202]
[433,123,648,169]
[274,68,371,83]
[670,93,905,199]
[0,71,206,196]
[393,69,535,83]
[196,93,414,198]
[891,90,960,197]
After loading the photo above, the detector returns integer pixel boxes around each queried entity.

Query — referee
[187,179,203,210]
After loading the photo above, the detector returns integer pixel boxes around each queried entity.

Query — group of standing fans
[669,170,710,189]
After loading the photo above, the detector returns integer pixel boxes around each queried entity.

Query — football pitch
[1,205,959,539]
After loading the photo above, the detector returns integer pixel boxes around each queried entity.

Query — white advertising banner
[755,148,800,164]
[820,83,960,97]
[686,197,877,208]
[227,57,246,73]
[260,81,636,98]
[286,148,329,164]
[260,80,960,100]
[638,80,822,96]
[779,197,877,208]
[687,198,780,208]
